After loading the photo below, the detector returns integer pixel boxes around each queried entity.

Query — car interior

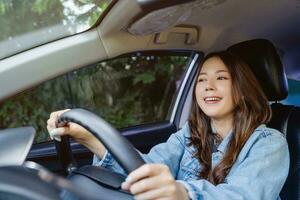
[0,0,299,199]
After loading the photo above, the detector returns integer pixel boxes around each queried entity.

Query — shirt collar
[217,129,233,154]
[216,124,267,154]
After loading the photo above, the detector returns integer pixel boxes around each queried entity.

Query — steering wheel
[54,108,146,199]
[0,108,145,199]
[0,126,100,200]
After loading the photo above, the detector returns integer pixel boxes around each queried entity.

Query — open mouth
[204,97,222,104]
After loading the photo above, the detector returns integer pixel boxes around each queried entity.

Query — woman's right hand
[47,109,106,158]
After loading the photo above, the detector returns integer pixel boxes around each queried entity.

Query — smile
[204,97,222,103]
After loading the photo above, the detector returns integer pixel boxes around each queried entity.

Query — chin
[202,111,221,118]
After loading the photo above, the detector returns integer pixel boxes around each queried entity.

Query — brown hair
[188,50,271,184]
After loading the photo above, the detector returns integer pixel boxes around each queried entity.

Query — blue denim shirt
[93,123,289,200]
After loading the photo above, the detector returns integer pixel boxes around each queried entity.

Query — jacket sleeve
[177,129,290,200]
[93,123,189,177]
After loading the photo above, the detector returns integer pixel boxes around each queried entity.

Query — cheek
[195,84,203,104]
[220,83,235,107]
[219,82,232,97]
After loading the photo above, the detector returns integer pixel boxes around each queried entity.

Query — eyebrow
[199,70,229,75]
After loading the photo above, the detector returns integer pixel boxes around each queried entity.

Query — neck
[211,115,233,139]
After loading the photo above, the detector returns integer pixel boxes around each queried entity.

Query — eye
[198,78,206,82]
[217,76,228,80]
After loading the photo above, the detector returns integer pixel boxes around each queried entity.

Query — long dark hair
[188,50,271,184]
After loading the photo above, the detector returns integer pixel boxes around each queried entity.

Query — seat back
[270,103,300,200]
[228,39,300,200]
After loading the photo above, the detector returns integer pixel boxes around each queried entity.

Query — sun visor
[128,3,192,35]
[128,0,228,35]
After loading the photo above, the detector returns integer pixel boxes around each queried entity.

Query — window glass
[0,52,193,143]
[0,0,112,59]
[282,78,300,106]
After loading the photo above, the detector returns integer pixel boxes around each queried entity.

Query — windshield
[0,0,113,60]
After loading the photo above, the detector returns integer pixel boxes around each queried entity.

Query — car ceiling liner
[128,0,227,36]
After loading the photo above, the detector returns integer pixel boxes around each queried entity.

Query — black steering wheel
[54,108,146,199]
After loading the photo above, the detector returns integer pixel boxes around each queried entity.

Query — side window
[0,52,193,143]
[282,78,300,106]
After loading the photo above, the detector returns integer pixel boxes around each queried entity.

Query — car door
[0,50,201,174]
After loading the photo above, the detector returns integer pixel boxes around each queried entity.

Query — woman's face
[195,56,235,121]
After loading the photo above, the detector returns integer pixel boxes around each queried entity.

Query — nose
[205,79,215,91]
[205,86,214,91]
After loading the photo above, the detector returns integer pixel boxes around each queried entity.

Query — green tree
[0,0,110,41]
[0,0,191,143]
[0,54,190,143]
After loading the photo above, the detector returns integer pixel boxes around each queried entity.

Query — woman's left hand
[121,164,189,200]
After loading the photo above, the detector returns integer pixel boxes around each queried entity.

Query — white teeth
[205,97,222,101]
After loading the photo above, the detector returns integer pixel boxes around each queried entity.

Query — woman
[47,51,289,200]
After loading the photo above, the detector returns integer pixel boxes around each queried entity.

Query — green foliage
[0,1,12,15]
[0,76,72,142]
[0,0,191,144]
[0,54,190,143]
[133,72,156,84]
[32,0,56,15]
[0,0,110,41]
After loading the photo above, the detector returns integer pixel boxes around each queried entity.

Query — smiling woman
[0,0,112,59]
[45,50,289,200]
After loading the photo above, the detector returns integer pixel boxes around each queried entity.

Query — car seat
[228,39,299,200]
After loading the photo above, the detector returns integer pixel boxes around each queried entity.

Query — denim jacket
[93,123,289,200]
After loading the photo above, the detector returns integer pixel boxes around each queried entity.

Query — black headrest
[227,39,288,101]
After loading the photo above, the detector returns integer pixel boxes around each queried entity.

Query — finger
[121,181,131,191]
[47,117,67,131]
[49,127,70,142]
[47,125,53,133]
[134,186,174,200]
[49,127,69,137]
[47,119,57,131]
[49,111,61,120]
[130,175,171,194]
[126,164,162,184]
[49,109,70,123]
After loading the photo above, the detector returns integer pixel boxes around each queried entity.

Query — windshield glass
[0,0,112,60]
